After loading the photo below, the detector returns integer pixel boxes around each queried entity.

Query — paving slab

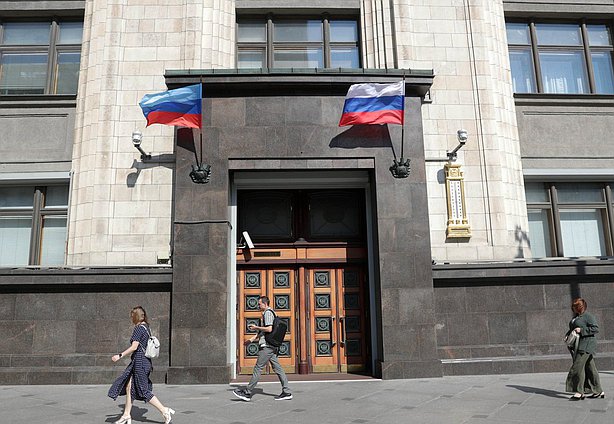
[0,372,612,424]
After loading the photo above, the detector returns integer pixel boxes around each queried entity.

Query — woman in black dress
[108,306,175,424]
[565,298,605,400]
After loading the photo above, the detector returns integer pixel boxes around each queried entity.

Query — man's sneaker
[274,391,293,401]
[233,388,252,402]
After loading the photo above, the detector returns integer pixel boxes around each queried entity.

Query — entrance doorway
[236,189,371,375]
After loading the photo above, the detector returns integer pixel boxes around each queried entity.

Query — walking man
[233,296,292,401]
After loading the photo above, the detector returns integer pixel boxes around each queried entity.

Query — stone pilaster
[69,0,236,265]
[392,0,529,261]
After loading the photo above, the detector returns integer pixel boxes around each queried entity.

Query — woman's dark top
[569,312,599,355]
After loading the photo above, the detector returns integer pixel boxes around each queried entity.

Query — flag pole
[388,75,410,178]
[199,78,203,166]
[400,73,406,161]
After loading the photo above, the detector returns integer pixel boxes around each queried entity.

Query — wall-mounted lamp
[132,130,151,161]
[446,129,468,161]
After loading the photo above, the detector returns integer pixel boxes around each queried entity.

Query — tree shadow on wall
[514,225,530,259]
[515,224,584,300]
[329,124,394,150]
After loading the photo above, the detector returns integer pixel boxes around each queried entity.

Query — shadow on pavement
[105,405,162,423]
[506,385,569,399]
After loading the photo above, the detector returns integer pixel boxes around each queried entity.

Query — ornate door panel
[238,264,369,375]
[308,268,341,372]
[307,266,369,373]
[338,267,369,372]
[237,268,296,375]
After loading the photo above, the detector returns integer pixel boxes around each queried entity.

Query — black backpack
[264,309,287,348]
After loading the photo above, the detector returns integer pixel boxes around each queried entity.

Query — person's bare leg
[149,396,174,423]
[148,396,165,414]
[121,377,133,418]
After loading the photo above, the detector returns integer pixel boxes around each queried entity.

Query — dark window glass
[239,191,293,241]
[238,189,365,243]
[0,186,35,208]
[44,185,70,207]
[308,191,363,239]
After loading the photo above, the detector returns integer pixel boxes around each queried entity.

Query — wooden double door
[237,263,370,375]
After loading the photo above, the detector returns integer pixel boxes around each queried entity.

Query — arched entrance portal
[234,174,374,376]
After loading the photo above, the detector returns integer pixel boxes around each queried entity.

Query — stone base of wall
[378,360,443,379]
[166,366,232,384]
[442,354,614,376]
[0,367,167,385]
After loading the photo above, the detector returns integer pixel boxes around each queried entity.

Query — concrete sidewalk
[1,371,612,424]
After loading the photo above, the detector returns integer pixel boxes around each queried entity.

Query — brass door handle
[330,316,336,347]
[339,316,346,346]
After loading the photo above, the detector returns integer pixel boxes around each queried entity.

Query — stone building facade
[0,0,612,384]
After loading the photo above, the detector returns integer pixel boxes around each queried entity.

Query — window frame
[0,18,83,96]
[0,184,68,266]
[525,182,614,258]
[507,19,614,94]
[236,14,361,69]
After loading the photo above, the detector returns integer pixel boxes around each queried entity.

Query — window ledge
[0,94,77,108]
[514,93,614,107]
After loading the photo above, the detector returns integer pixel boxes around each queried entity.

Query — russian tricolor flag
[139,84,202,129]
[339,81,405,127]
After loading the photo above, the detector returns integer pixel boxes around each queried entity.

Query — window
[506,22,614,94]
[525,182,614,258]
[0,20,83,95]
[0,185,69,266]
[238,189,365,243]
[237,17,360,69]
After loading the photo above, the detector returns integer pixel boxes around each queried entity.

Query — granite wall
[433,259,614,375]
[168,71,442,382]
[0,268,171,384]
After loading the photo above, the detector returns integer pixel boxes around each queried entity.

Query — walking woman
[565,298,605,400]
[108,306,175,423]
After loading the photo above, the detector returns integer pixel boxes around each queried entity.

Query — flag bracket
[389,158,410,179]
[190,163,212,184]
